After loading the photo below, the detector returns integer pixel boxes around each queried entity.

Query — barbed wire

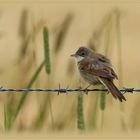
[0,86,139,94]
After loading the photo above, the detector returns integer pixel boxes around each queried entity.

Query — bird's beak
[71,54,76,57]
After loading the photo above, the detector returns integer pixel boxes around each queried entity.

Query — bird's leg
[100,84,109,94]
[84,84,92,94]
[107,90,109,94]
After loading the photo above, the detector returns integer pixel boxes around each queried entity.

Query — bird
[71,46,126,102]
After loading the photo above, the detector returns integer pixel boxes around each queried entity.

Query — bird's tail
[101,78,126,102]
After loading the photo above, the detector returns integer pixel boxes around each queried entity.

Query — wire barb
[57,84,61,95]
[0,86,139,94]
[122,87,135,93]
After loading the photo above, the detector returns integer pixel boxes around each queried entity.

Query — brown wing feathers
[79,59,126,102]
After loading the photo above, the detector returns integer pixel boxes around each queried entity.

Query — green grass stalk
[4,104,10,131]
[43,27,51,74]
[7,60,45,130]
[77,92,85,131]
[33,27,54,130]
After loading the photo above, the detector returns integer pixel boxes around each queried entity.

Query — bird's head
[71,47,92,62]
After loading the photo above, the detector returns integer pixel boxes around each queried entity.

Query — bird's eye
[81,52,85,56]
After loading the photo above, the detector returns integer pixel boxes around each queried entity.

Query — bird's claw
[84,85,91,95]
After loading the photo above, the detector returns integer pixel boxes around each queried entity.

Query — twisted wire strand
[0,87,139,94]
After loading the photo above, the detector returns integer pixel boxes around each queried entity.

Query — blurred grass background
[0,1,140,135]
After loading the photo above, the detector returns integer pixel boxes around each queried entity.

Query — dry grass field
[0,0,140,139]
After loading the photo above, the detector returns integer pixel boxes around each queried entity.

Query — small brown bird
[71,47,126,102]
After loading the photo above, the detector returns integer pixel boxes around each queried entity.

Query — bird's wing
[79,59,118,80]
[96,53,111,64]
[89,67,118,80]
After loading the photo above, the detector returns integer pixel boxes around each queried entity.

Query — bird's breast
[77,62,100,85]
